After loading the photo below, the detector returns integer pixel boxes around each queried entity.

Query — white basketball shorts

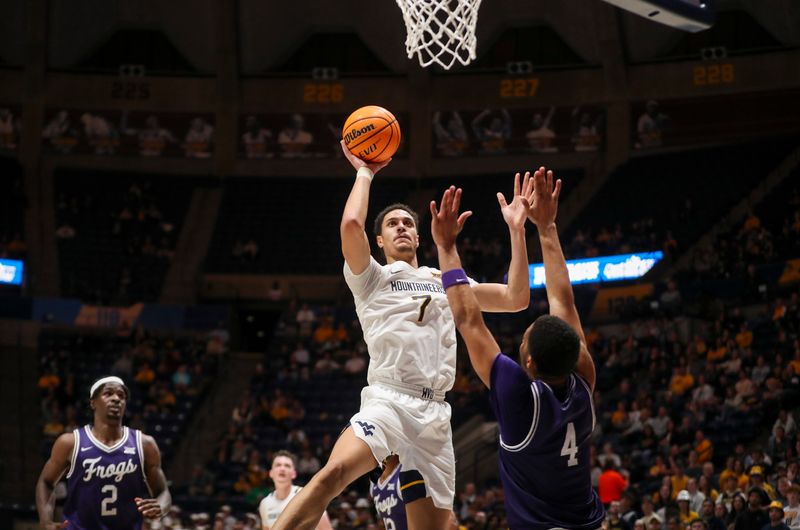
[349,384,455,510]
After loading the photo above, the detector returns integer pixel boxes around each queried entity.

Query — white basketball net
[395,0,482,70]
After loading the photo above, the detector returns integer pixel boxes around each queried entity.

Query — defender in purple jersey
[370,456,408,530]
[430,168,605,530]
[369,457,461,530]
[36,376,171,530]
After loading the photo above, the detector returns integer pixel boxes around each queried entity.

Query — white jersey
[258,485,302,528]
[785,504,800,530]
[344,257,475,392]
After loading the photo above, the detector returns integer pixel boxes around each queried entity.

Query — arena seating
[686,167,800,280]
[174,302,364,512]
[0,157,26,260]
[55,170,194,304]
[37,328,221,463]
[206,177,411,274]
[205,171,584,277]
[567,137,799,261]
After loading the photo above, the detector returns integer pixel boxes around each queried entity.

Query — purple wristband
[442,268,469,290]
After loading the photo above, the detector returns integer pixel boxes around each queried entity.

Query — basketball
[342,105,401,164]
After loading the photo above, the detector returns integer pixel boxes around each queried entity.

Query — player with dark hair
[372,202,419,261]
[273,143,532,529]
[36,376,171,530]
[429,167,605,530]
[258,450,332,530]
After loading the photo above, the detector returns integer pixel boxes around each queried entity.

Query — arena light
[0,258,24,286]
[601,0,715,32]
[528,251,663,288]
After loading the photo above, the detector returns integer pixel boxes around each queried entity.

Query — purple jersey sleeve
[490,353,536,447]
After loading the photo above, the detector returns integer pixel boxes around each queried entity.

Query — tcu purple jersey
[490,354,605,530]
[63,426,151,530]
[370,464,407,530]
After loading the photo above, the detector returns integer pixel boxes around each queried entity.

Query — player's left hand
[430,185,472,250]
[526,166,561,229]
[135,497,163,519]
[498,171,532,231]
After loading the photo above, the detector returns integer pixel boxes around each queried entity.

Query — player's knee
[314,460,348,495]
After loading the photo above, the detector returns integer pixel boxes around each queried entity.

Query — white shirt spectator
[291,345,310,365]
[344,355,366,375]
[314,356,340,374]
[775,412,797,438]
[598,448,622,469]
[297,454,321,475]
[242,128,272,159]
[184,119,214,158]
[692,384,714,405]
[688,490,706,514]
[785,502,800,530]
[296,306,316,325]
[646,415,670,438]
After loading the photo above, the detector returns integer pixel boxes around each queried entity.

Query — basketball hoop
[395,0,482,70]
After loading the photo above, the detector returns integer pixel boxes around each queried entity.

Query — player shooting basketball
[36,376,171,530]
[430,168,605,530]
[271,143,531,530]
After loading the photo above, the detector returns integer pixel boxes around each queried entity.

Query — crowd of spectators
[418,214,681,281]
[175,302,368,511]
[688,186,800,282]
[57,180,178,258]
[563,219,680,262]
[420,237,510,285]
[56,173,190,304]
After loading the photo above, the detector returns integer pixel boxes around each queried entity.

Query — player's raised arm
[36,433,74,530]
[432,186,501,387]
[339,140,391,274]
[526,167,596,391]
[472,172,532,313]
[135,435,172,520]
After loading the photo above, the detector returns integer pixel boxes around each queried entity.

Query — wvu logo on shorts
[356,421,376,437]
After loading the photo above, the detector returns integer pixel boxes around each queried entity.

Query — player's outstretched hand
[430,185,472,251]
[40,521,68,530]
[526,166,561,229]
[340,140,391,175]
[498,171,533,232]
[135,497,163,519]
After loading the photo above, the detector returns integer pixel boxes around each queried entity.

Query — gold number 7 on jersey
[411,295,432,322]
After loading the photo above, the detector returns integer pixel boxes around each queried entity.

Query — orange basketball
[342,105,401,164]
